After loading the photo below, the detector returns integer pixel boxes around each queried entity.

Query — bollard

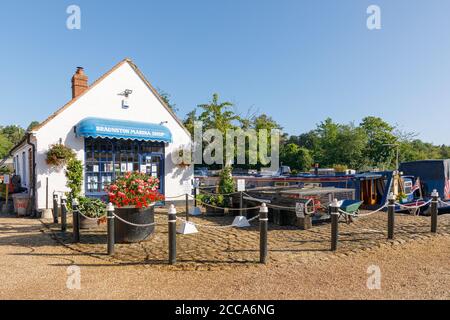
[107,202,115,255]
[185,193,189,222]
[168,204,177,264]
[194,186,197,207]
[388,192,396,240]
[72,198,80,243]
[60,196,67,232]
[431,189,439,233]
[52,193,59,224]
[330,199,340,251]
[239,191,243,217]
[259,203,269,264]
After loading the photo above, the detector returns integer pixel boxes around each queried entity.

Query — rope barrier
[111,212,158,227]
[176,214,260,229]
[394,199,432,209]
[164,194,192,199]
[198,190,242,196]
[438,199,450,206]
[194,198,261,211]
[77,209,107,221]
[338,202,388,217]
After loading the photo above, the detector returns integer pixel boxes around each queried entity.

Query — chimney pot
[71,67,88,99]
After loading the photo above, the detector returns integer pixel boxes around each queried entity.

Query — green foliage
[27,121,40,132]
[46,143,76,167]
[218,166,235,194]
[77,196,106,218]
[196,193,225,207]
[360,116,397,167]
[157,88,178,113]
[65,158,83,206]
[0,125,25,145]
[333,164,348,173]
[0,166,12,174]
[0,133,13,159]
[198,93,241,135]
[183,110,197,137]
[280,144,313,172]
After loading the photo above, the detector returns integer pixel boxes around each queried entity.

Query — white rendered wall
[28,62,192,210]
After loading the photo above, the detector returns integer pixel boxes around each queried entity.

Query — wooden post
[330,199,339,251]
[259,203,269,264]
[168,204,177,265]
[388,193,396,240]
[431,189,439,233]
[107,202,115,255]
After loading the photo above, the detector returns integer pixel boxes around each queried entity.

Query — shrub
[78,196,106,218]
[65,158,83,207]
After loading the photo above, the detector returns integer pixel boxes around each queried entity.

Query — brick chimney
[71,67,88,99]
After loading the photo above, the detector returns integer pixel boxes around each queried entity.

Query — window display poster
[127,163,133,172]
[121,163,127,172]
[93,165,99,173]
[140,165,147,173]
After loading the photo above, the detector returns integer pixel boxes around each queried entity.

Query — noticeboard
[237,179,246,192]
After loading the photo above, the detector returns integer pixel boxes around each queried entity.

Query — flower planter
[205,206,225,216]
[114,205,155,243]
[79,214,103,229]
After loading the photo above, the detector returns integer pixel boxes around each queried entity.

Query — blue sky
[1,0,449,144]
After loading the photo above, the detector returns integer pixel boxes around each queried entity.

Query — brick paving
[42,207,450,271]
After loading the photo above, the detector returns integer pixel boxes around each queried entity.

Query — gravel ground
[0,213,449,300]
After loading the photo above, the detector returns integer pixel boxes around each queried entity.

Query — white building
[10,58,193,213]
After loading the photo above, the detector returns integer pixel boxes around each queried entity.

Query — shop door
[140,154,164,193]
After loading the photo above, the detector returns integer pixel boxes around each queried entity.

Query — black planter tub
[80,214,102,229]
[114,205,155,243]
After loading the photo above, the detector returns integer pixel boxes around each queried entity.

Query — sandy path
[0,214,449,300]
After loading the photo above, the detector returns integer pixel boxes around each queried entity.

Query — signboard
[3,174,10,184]
[182,181,192,194]
[295,202,305,218]
[192,178,200,189]
[237,179,246,192]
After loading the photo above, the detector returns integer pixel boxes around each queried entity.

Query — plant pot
[79,214,102,229]
[205,206,225,216]
[114,205,155,243]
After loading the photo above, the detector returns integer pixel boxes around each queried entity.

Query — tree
[182,110,197,137]
[198,93,241,133]
[27,121,40,132]
[0,133,13,159]
[360,116,398,168]
[280,143,313,172]
[157,88,178,113]
[0,125,25,145]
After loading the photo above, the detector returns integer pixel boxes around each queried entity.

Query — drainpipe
[26,133,37,217]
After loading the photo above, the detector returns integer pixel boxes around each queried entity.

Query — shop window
[85,138,114,193]
[84,138,165,195]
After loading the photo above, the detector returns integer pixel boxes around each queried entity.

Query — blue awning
[75,117,172,143]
